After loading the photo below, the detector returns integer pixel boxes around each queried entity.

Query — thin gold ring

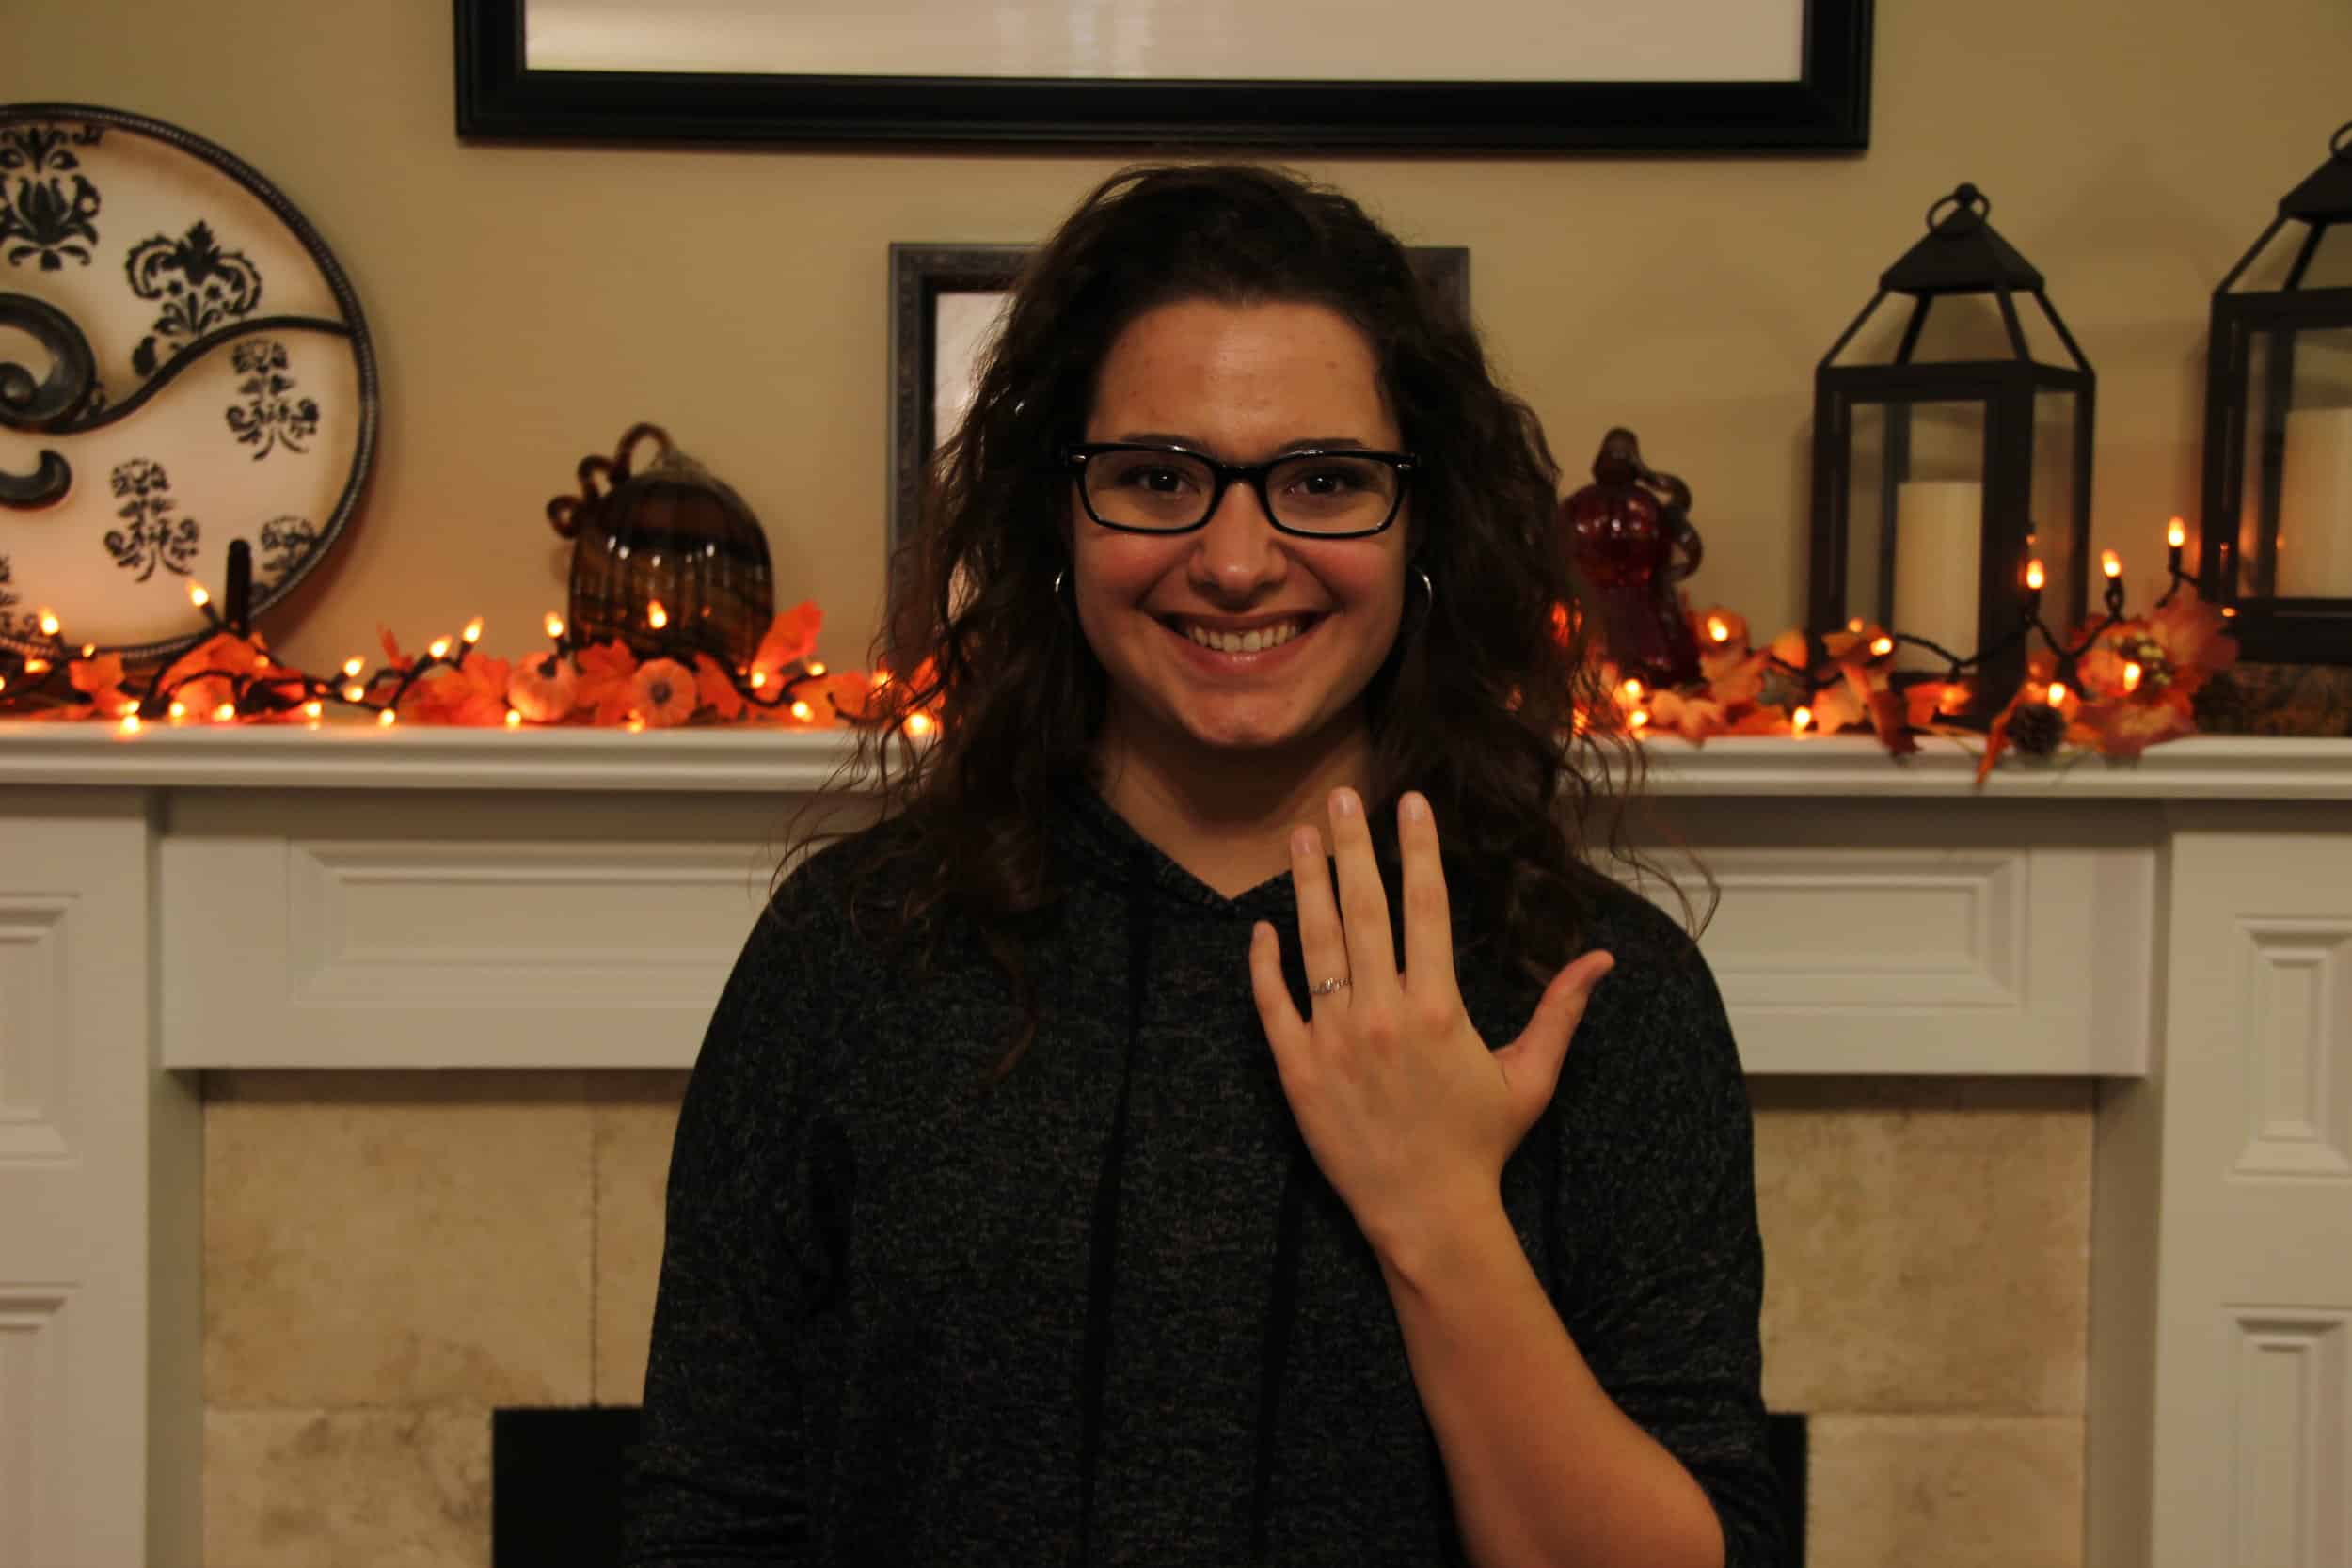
[1311,976,1349,997]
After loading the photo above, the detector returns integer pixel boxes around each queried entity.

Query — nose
[1187,475,1286,600]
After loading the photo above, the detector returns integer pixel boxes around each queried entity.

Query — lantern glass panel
[1840,397,1991,668]
[2239,325,2352,601]
[2030,387,2083,633]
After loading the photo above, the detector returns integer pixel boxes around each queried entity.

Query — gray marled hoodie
[623,781,1783,1566]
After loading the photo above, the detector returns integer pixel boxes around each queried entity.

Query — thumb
[1494,949,1614,1110]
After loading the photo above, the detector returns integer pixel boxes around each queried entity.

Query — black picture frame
[454,0,1871,152]
[886,245,1470,556]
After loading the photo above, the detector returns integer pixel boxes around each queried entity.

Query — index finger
[1396,791,1454,994]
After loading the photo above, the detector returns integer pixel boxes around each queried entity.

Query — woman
[625,164,1782,1568]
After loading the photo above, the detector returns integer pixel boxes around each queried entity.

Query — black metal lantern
[1809,183,2095,721]
[2199,121,2352,665]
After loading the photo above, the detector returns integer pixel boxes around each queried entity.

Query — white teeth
[1184,619,1304,654]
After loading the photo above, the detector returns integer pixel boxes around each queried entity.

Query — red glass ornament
[1561,428,1704,687]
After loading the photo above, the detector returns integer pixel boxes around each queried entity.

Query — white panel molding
[0,900,72,1164]
[0,1291,69,1568]
[285,839,770,1008]
[2150,823,2352,1568]
[2228,1311,2349,1568]
[1639,802,2157,1075]
[1695,847,2026,1007]
[2233,923,2352,1180]
[165,819,784,1069]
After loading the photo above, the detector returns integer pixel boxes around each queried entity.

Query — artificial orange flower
[1807,680,1867,736]
[405,653,512,727]
[1903,678,1975,730]
[1649,689,1729,742]
[629,658,698,727]
[2143,589,2237,698]
[189,676,244,721]
[2082,695,2195,759]
[159,631,267,690]
[692,654,747,722]
[750,600,824,682]
[67,652,135,718]
[573,641,642,726]
[1699,626,1767,705]
[813,669,884,723]
[2078,589,2237,712]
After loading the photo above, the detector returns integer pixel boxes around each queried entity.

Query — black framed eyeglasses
[1063,442,1417,538]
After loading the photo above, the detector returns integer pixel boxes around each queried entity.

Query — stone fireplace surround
[3,725,2347,1567]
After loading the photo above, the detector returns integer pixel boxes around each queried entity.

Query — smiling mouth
[1167,616,1315,655]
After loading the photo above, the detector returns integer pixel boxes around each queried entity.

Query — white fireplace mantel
[0,721,2345,798]
[3,725,2349,1567]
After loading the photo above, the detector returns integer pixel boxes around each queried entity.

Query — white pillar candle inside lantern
[1893,480,1983,671]
[2280,406,2352,598]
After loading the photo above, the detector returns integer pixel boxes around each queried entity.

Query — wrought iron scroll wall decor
[885,245,1470,559]
[455,0,1871,152]
[0,103,377,662]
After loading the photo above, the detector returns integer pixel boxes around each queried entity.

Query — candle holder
[1807,183,2097,723]
[2197,119,2352,665]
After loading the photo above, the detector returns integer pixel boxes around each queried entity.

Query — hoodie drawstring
[1248,1137,1310,1559]
[1074,847,1155,1563]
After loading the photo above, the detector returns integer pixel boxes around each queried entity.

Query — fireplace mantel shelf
[3,721,2348,799]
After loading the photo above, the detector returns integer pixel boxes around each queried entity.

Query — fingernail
[1401,792,1429,823]
[1331,787,1359,817]
[1291,825,1318,858]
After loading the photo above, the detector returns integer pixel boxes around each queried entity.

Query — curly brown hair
[824,162,1643,1072]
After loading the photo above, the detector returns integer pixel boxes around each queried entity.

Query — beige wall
[12,2,2350,681]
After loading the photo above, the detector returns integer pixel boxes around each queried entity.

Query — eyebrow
[1111,433,1378,453]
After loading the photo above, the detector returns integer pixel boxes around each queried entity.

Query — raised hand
[1247,786,1615,1257]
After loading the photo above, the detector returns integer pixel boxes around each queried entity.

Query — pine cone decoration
[2008,701,2067,757]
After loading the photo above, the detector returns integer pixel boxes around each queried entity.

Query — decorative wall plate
[0,103,376,659]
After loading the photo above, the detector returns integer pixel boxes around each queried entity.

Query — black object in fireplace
[494,1406,1808,1565]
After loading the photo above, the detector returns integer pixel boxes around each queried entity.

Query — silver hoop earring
[1051,570,1068,598]
[1415,566,1435,608]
